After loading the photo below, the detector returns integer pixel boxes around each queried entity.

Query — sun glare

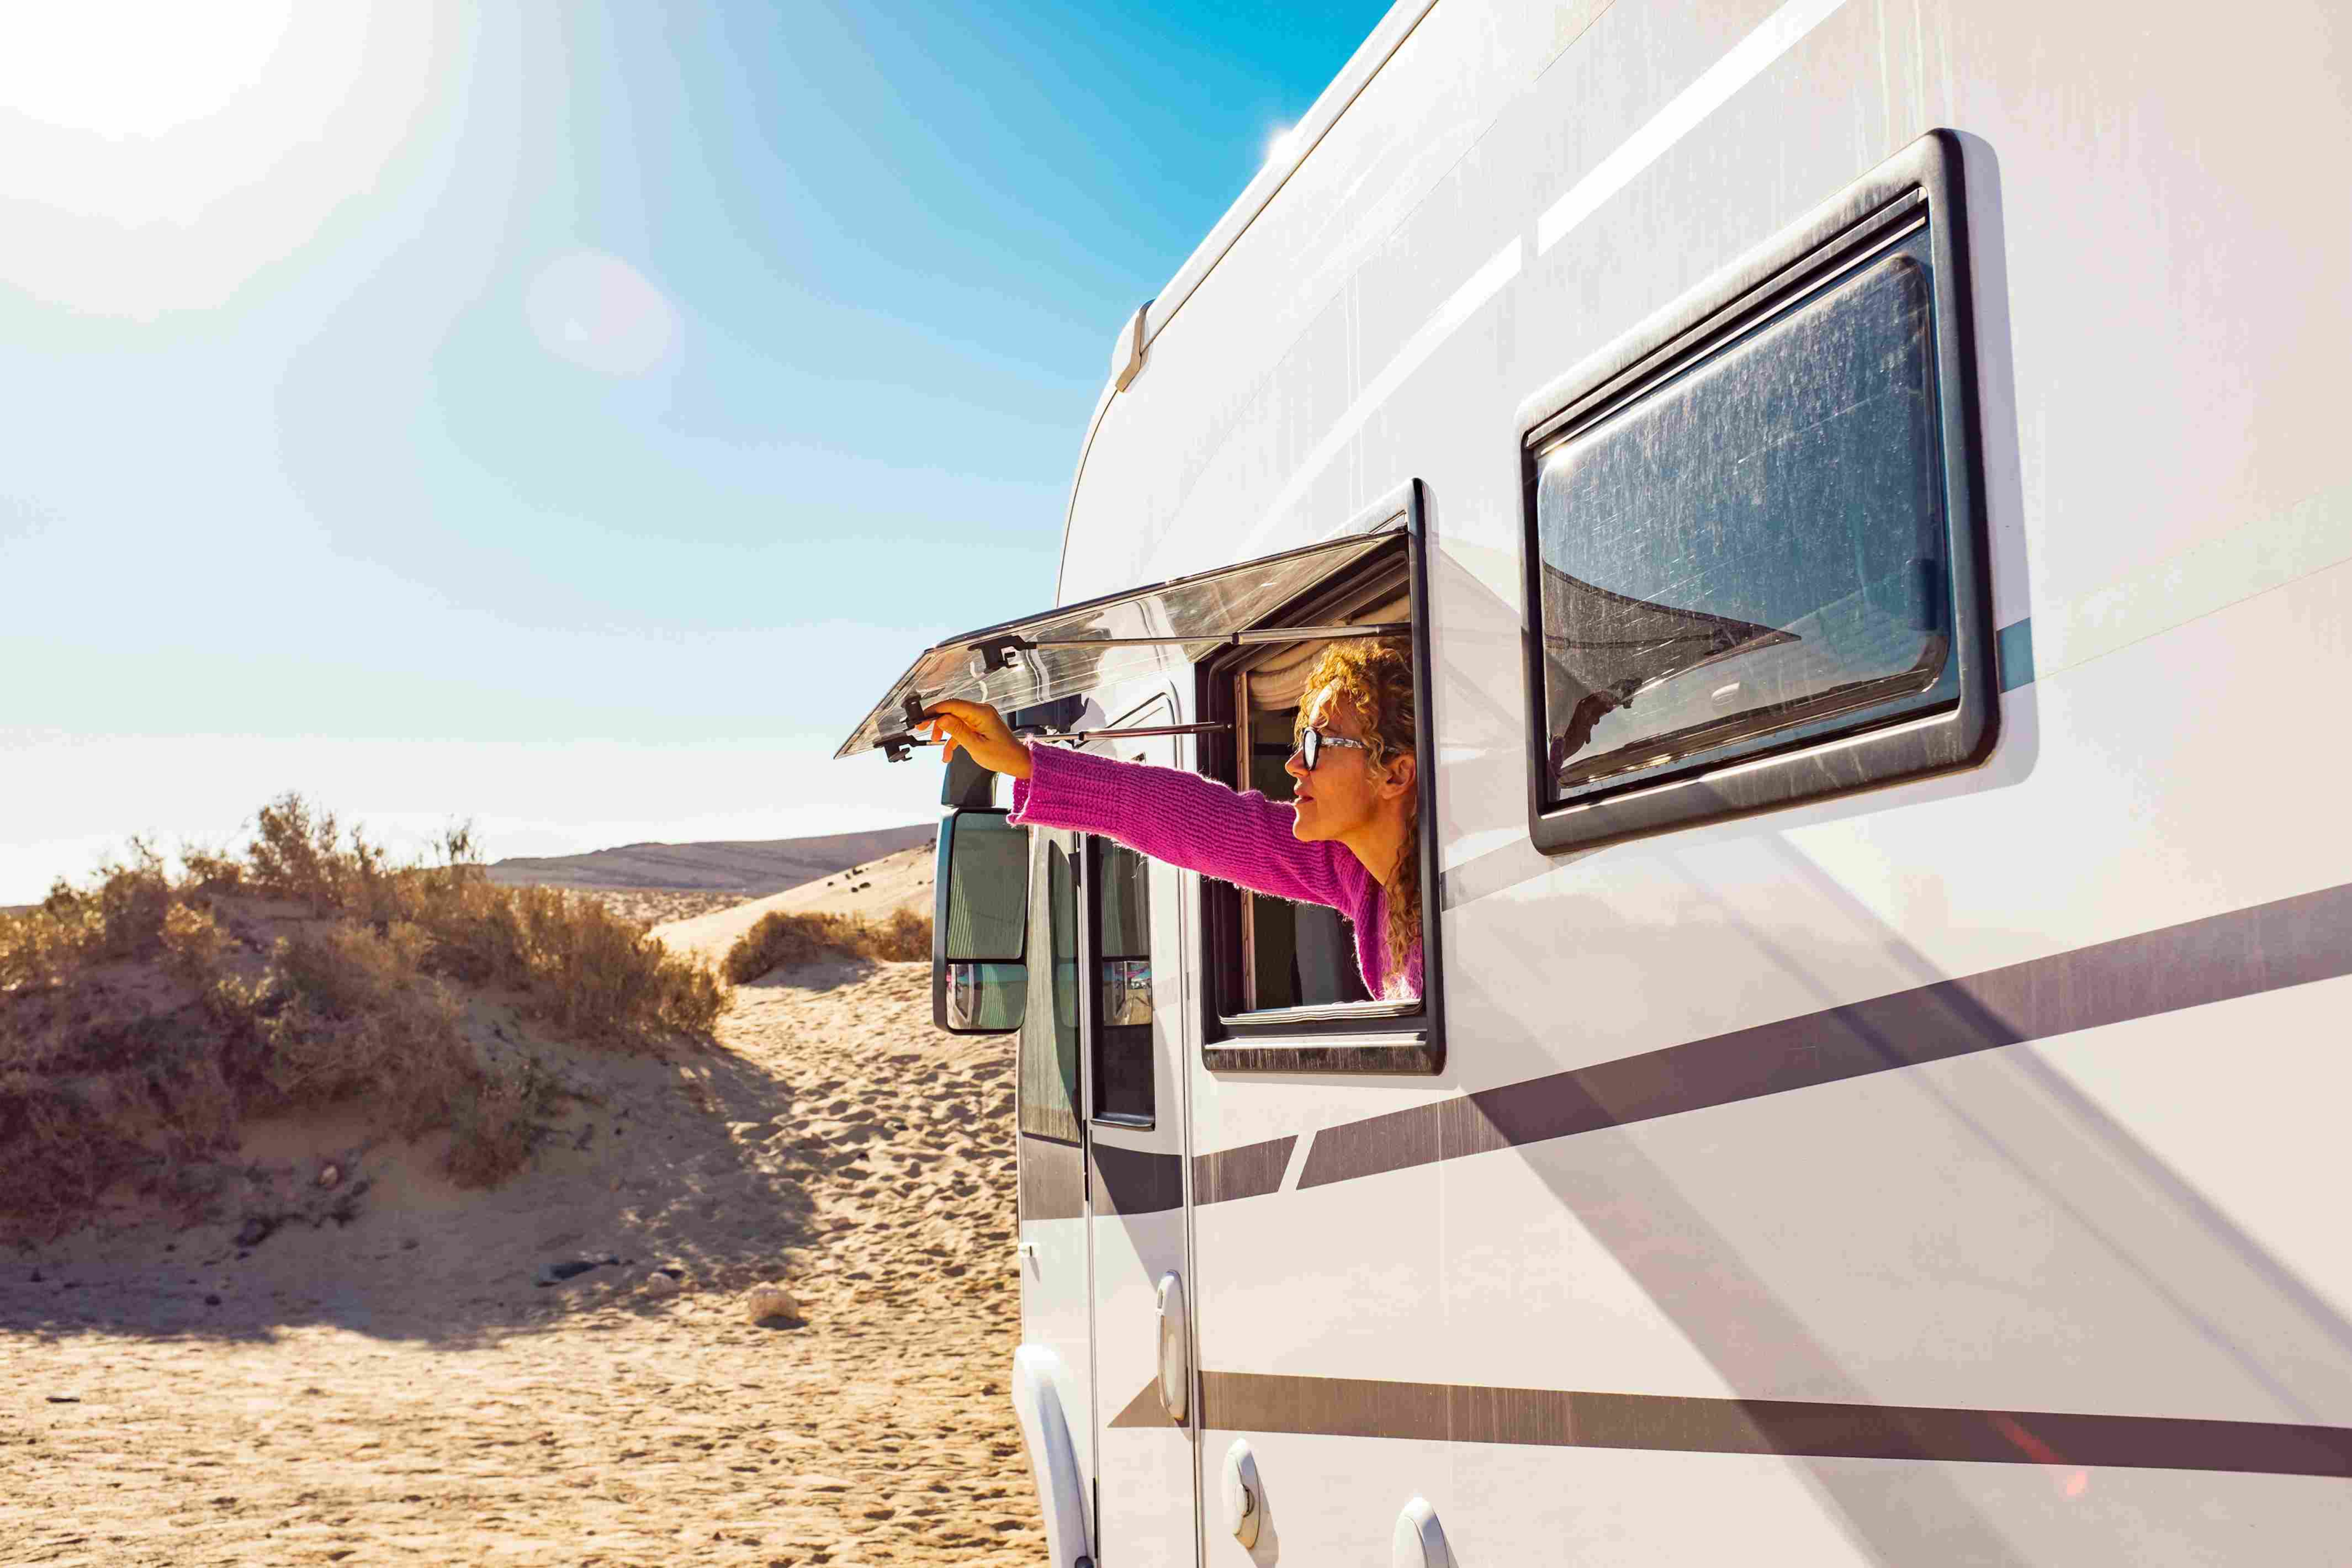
[0,2,442,318]
[1265,123,1299,166]
[0,1,298,139]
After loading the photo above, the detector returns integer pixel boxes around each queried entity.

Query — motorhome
[837,0,2352,1560]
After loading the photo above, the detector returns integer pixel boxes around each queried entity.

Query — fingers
[925,713,979,765]
[923,698,1003,735]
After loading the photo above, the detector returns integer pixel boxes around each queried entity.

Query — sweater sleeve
[1008,742,1363,912]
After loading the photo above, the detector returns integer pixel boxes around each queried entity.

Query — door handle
[1155,1271,1189,1422]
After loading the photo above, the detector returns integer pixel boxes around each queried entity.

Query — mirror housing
[932,809,1029,1034]
[942,746,997,811]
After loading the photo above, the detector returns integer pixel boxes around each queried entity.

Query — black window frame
[1193,479,1445,1076]
[1014,827,1084,1147]
[1085,695,1169,1128]
[1518,129,1998,857]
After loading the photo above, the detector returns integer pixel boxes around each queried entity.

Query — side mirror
[942,746,997,811]
[933,809,1029,1034]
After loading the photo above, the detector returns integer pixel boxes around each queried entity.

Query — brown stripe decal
[1091,1143,1183,1216]
[1110,1372,2352,1476]
[1191,1135,1294,1206]
[1018,1132,1084,1222]
[1109,1378,1177,1429]
[1302,881,2352,1190]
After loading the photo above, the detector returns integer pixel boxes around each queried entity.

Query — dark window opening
[1089,838,1156,1123]
[1194,501,1444,1075]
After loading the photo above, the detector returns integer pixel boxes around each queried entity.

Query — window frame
[1085,695,1169,1129]
[1516,129,1998,857]
[1014,827,1085,1147]
[1192,479,1446,1076]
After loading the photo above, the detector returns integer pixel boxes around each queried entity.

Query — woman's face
[1285,685,1409,843]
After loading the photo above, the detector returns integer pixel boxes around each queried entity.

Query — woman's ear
[1379,751,1417,801]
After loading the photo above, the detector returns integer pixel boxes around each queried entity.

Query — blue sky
[0,0,1391,899]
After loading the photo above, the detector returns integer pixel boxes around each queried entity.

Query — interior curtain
[1245,590,1410,711]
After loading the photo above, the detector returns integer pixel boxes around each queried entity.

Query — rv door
[1076,703,1199,1567]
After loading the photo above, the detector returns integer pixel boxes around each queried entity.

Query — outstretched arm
[917,697,1363,911]
[1008,743,1361,911]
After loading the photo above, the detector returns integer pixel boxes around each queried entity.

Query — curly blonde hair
[1294,639,1419,990]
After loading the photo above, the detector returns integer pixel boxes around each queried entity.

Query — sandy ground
[0,959,1040,1566]
[653,849,934,970]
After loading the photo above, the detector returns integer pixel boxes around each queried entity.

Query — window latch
[878,690,930,762]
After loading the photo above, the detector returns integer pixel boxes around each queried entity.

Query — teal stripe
[1997,618,2035,693]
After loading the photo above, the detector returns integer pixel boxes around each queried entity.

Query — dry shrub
[722,906,931,984]
[2,894,253,1236]
[249,924,477,1138]
[0,841,179,988]
[443,1055,560,1189]
[158,902,229,984]
[232,792,727,1045]
[0,793,732,1237]
[396,878,729,1045]
[0,905,81,992]
[871,906,930,961]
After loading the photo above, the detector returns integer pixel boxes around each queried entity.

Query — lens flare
[524,250,682,377]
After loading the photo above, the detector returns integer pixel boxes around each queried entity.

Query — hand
[920,698,1034,780]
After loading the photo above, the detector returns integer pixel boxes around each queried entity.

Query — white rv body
[992,0,2352,1561]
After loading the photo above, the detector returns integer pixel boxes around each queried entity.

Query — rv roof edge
[1134,0,1445,359]
[1059,0,1443,603]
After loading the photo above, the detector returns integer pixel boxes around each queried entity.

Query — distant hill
[486,823,933,895]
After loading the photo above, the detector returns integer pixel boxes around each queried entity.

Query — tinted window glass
[1091,841,1154,1122]
[1534,235,1955,805]
[941,812,1026,961]
[1016,835,1082,1143]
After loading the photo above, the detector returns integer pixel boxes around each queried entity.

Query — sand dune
[489,825,931,896]
[583,887,759,930]
[1,950,1036,1564]
[650,845,936,970]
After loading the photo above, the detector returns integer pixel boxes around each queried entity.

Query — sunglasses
[1293,726,1371,771]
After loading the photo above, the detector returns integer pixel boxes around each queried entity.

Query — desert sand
[1,948,1040,1565]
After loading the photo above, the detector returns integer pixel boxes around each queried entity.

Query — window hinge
[969,620,1408,674]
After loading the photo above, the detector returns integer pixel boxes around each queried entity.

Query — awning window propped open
[835,527,1406,760]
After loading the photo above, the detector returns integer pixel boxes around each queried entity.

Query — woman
[921,640,1422,1001]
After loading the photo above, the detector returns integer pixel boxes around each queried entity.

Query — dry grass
[0,795,732,1239]
[722,907,931,984]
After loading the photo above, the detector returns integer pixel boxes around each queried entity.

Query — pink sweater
[1008,742,1424,1002]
